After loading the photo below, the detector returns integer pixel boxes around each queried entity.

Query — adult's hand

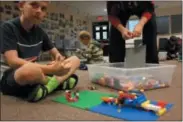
[133,22,144,37]
[121,28,134,40]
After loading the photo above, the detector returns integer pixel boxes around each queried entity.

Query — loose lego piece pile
[101,90,168,116]
[88,85,97,90]
[65,90,79,102]
[64,85,98,102]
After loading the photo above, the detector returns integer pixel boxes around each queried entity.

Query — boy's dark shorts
[0,68,37,98]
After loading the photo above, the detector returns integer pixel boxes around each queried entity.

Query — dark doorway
[92,21,110,56]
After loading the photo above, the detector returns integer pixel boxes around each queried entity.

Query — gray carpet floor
[1,60,182,121]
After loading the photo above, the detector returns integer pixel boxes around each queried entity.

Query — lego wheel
[119,98,125,104]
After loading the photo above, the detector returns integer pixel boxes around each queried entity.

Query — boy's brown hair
[79,30,91,41]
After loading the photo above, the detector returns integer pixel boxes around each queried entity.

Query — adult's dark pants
[109,13,159,64]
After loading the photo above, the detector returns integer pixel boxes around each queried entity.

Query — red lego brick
[157,101,167,108]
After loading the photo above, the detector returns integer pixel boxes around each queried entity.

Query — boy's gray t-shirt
[0,17,54,61]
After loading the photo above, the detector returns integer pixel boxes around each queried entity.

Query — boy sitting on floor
[0,1,80,102]
[76,30,104,64]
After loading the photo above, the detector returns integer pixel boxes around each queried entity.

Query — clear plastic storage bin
[87,63,176,91]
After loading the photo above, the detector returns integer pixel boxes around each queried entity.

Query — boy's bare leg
[14,63,48,86]
[14,56,80,102]
[15,56,80,86]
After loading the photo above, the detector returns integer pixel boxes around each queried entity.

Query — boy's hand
[47,55,71,75]
[47,53,65,65]
[55,53,71,69]
[47,61,55,65]
[55,53,65,62]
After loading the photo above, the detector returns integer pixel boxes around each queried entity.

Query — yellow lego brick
[157,108,167,116]
[141,100,150,108]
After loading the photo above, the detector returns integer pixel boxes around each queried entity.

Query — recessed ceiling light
[104,8,107,12]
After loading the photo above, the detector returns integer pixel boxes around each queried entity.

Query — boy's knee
[14,63,44,85]
[70,56,80,67]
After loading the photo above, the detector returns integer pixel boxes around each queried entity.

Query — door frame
[92,21,109,42]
